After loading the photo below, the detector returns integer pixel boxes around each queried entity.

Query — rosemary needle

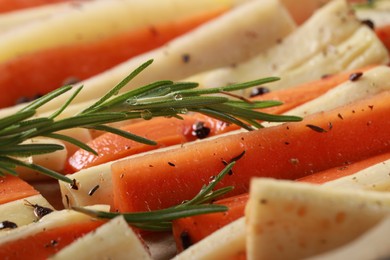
[0,59,301,183]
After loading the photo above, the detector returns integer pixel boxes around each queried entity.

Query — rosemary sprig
[73,161,236,231]
[352,0,377,9]
[0,59,301,183]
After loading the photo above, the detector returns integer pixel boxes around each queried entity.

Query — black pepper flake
[260,199,268,204]
[221,151,246,175]
[181,54,190,63]
[24,200,53,219]
[149,26,158,36]
[192,121,210,139]
[368,105,374,110]
[230,150,246,162]
[338,113,344,120]
[45,240,59,248]
[168,162,176,167]
[88,185,100,196]
[349,72,363,82]
[15,94,43,105]
[70,179,79,190]
[62,76,80,86]
[321,74,332,79]
[290,158,299,165]
[306,124,327,133]
[328,122,333,130]
[249,87,270,97]
[64,195,70,208]
[180,231,193,250]
[284,141,290,145]
[245,30,258,38]
[338,166,348,171]
[0,220,18,230]
[360,19,375,30]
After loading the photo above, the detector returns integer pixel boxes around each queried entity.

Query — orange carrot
[172,193,248,252]
[253,66,375,115]
[66,114,228,173]
[0,175,39,205]
[111,91,390,213]
[68,66,375,172]
[376,25,390,52]
[0,219,105,259]
[297,151,390,184]
[171,151,390,248]
[0,8,225,108]
[0,0,72,13]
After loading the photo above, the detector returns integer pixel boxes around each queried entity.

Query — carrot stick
[0,8,225,108]
[111,91,390,213]
[0,220,104,259]
[171,151,390,249]
[253,66,375,115]
[376,25,390,52]
[297,152,390,184]
[66,114,228,173]
[0,0,72,13]
[172,193,248,252]
[0,175,39,205]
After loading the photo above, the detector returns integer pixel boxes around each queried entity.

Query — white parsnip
[187,0,389,94]
[245,178,390,260]
[0,1,85,33]
[309,216,390,260]
[0,205,109,242]
[50,216,152,260]
[0,194,54,228]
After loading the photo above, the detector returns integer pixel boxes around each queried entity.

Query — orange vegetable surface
[66,114,228,173]
[0,219,105,259]
[376,24,390,52]
[0,8,225,108]
[111,91,390,213]
[0,0,72,13]
[0,175,39,205]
